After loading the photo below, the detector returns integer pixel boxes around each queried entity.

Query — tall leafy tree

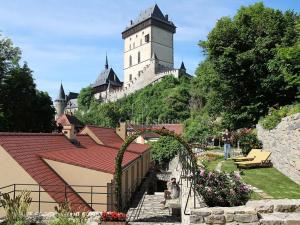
[0,35,55,132]
[197,3,299,129]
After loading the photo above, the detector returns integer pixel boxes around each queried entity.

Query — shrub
[259,104,300,130]
[49,201,87,225]
[150,136,182,166]
[196,170,251,207]
[0,190,32,225]
[239,133,262,156]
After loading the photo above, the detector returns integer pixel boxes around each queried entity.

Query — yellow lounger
[232,149,262,162]
[235,151,272,169]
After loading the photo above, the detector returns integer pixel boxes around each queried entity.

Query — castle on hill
[55,4,190,119]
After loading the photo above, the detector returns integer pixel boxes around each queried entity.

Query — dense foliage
[150,136,182,165]
[239,132,262,155]
[76,76,191,127]
[196,170,251,207]
[259,103,300,130]
[0,34,55,132]
[0,191,32,225]
[195,3,299,130]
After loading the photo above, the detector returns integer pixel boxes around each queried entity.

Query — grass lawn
[205,159,300,199]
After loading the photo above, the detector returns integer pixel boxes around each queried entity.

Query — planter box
[101,222,127,225]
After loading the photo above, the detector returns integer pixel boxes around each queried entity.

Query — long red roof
[39,145,139,174]
[83,125,150,154]
[0,133,92,211]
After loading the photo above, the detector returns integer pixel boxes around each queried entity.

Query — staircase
[127,192,181,225]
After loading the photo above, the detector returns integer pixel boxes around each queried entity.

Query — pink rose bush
[196,170,251,207]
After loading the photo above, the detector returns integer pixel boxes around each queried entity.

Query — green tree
[150,136,182,165]
[77,86,94,111]
[0,35,55,132]
[196,3,299,129]
[277,19,300,96]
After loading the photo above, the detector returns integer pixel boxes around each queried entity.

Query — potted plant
[100,211,127,225]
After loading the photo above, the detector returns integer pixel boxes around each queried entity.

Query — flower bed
[100,211,127,224]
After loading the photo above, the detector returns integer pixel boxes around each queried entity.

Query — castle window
[138,51,141,63]
[145,34,149,43]
[129,55,132,67]
[129,44,131,50]
[129,74,132,81]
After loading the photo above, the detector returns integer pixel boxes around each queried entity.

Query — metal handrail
[0,183,114,211]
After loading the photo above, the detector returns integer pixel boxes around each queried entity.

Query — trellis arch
[114,128,198,211]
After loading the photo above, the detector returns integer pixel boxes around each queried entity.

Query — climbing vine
[114,128,197,211]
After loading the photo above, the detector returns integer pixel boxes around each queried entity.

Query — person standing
[222,129,231,160]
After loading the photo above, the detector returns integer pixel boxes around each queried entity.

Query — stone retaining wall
[190,199,300,224]
[257,113,300,185]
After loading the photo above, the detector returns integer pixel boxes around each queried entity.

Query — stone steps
[127,192,180,223]
[259,212,300,225]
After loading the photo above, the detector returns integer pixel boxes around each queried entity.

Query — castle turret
[55,83,67,120]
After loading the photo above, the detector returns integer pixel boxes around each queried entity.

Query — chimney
[62,125,76,141]
[130,20,133,25]
[165,14,168,21]
[116,121,127,141]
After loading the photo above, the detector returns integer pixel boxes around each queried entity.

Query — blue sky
[0,0,299,100]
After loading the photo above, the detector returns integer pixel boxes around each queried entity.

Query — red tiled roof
[77,134,98,148]
[0,133,92,211]
[56,114,83,128]
[82,125,150,154]
[39,145,139,174]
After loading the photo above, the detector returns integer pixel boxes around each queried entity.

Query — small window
[129,74,132,81]
[129,55,132,67]
[138,51,141,63]
[145,34,149,43]
[129,44,131,50]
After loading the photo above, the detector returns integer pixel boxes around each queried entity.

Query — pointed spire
[105,53,109,69]
[180,61,186,71]
[57,82,65,100]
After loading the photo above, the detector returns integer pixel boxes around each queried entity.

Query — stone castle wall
[106,60,181,102]
[257,113,300,185]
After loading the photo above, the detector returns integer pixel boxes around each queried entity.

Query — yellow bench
[232,149,262,162]
[235,150,272,169]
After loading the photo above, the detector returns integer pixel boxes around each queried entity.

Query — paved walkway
[127,192,181,224]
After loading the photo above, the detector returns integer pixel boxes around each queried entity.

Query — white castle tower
[122,4,176,85]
